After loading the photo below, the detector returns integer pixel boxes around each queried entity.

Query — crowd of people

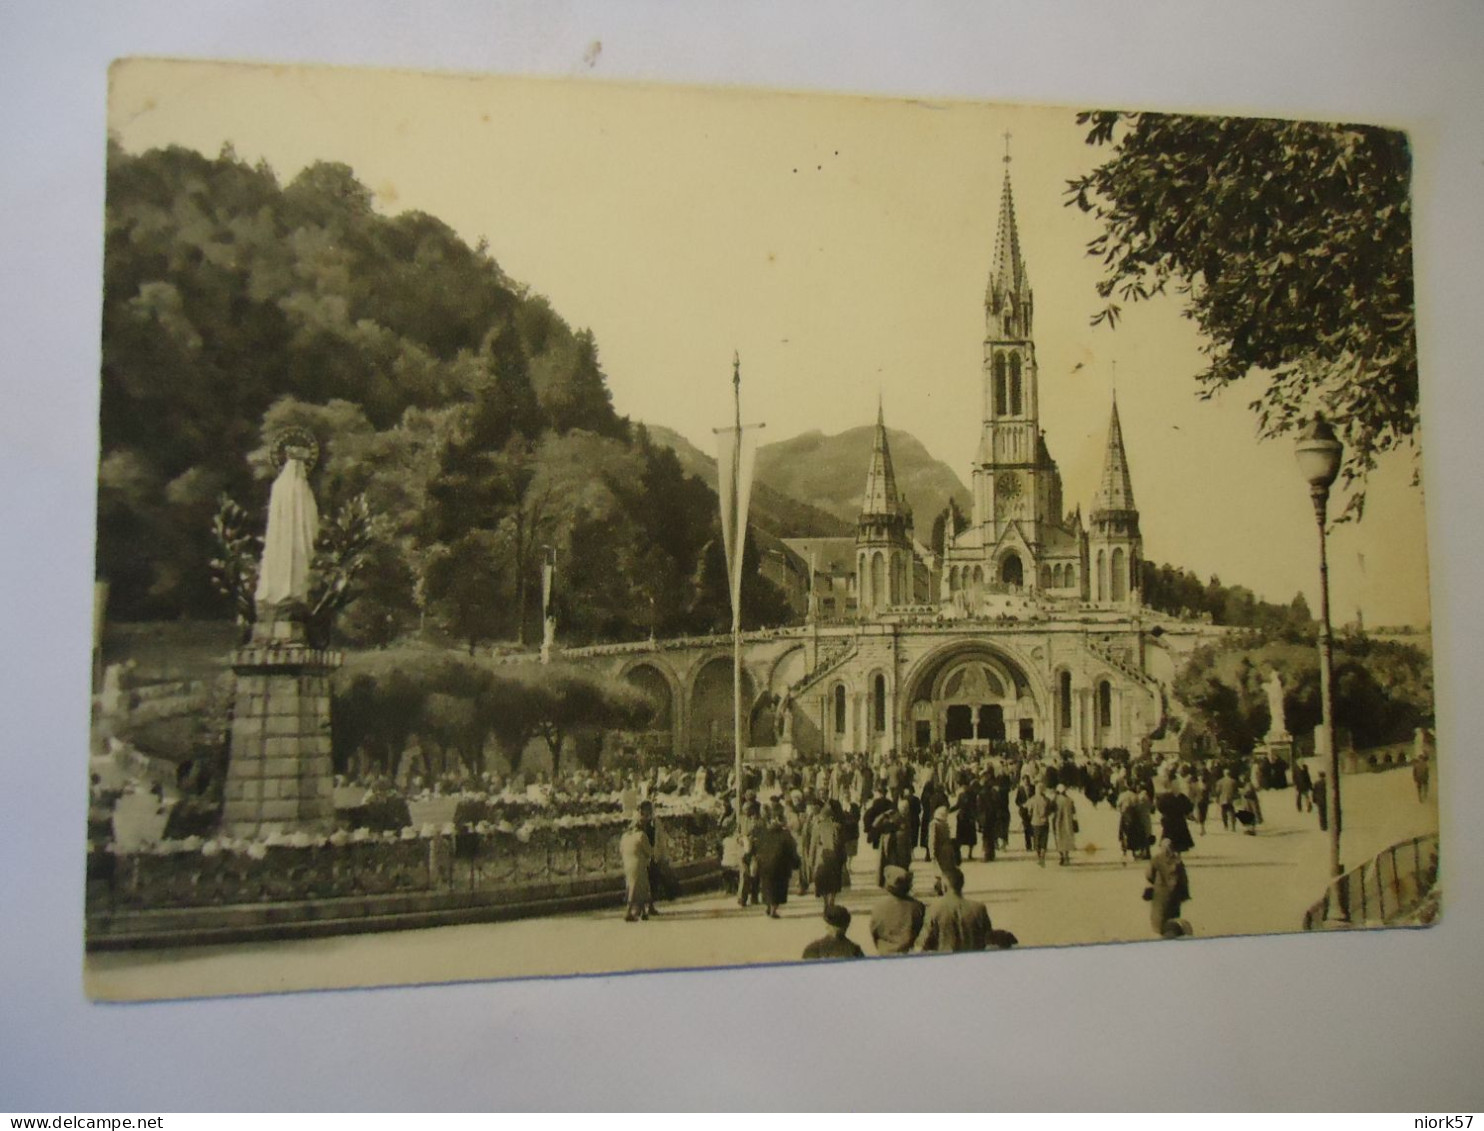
[657,741,1332,955]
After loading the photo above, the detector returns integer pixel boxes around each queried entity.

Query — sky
[107,58,1433,627]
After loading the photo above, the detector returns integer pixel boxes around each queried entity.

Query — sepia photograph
[84,58,1438,1003]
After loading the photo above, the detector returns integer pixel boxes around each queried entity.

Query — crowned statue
[255,428,320,624]
[1264,670,1290,741]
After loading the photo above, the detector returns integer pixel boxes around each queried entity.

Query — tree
[1067,111,1417,518]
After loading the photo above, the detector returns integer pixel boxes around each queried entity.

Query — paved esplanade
[87,767,1438,1000]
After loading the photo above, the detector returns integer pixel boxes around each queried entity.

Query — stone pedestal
[1263,735,1294,770]
[221,614,342,838]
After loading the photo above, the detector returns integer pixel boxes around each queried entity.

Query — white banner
[715,425,758,628]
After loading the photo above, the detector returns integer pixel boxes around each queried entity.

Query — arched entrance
[689,656,756,763]
[621,662,675,762]
[901,643,1042,749]
[1000,552,1023,588]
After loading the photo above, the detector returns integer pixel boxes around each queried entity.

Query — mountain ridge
[642,421,971,540]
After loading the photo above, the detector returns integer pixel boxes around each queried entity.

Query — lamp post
[1295,414,1346,918]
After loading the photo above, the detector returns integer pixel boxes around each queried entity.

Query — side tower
[1087,396,1143,607]
[856,401,915,614]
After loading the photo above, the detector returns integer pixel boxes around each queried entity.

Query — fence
[86,814,720,924]
[1301,833,1439,930]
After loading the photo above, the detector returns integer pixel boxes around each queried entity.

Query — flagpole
[731,351,745,824]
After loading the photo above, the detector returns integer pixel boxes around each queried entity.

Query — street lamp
[1295,413,1346,917]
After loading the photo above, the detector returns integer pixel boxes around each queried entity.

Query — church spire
[986,147,1032,340]
[1092,395,1137,516]
[860,400,903,518]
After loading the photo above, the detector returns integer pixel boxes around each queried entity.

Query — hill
[755,425,970,531]
[642,424,851,538]
[644,423,969,537]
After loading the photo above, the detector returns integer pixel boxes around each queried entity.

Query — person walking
[1156,787,1196,854]
[619,816,653,922]
[1189,773,1210,836]
[1051,784,1078,866]
[802,904,865,960]
[1214,768,1238,831]
[920,866,993,952]
[1145,838,1191,937]
[1293,761,1314,812]
[1314,770,1330,831]
[929,805,960,894]
[752,807,800,919]
[870,865,926,955]
[976,775,1000,862]
[812,799,846,910]
[1027,785,1054,867]
[1014,777,1037,852]
[1412,752,1430,802]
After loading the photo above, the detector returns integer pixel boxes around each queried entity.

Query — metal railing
[1302,833,1439,929]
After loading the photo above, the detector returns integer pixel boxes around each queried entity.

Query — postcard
[86,59,1437,1000]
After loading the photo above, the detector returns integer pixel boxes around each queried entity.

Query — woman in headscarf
[1145,838,1191,936]
[811,799,846,910]
[619,815,653,922]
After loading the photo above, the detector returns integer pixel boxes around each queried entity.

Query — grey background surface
[1,0,1481,1111]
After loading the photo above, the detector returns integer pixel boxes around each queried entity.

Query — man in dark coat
[977,776,1000,861]
[870,865,926,954]
[863,786,893,851]
[802,903,865,960]
[920,866,993,952]
[752,809,800,919]
[918,778,946,859]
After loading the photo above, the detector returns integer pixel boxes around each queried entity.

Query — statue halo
[270,427,321,473]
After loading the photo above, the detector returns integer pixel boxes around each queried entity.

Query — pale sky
[108,58,1433,627]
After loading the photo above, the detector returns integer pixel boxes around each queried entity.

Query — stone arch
[832,682,847,735]
[1097,549,1107,602]
[1111,547,1127,601]
[1009,352,1023,415]
[1098,678,1114,731]
[999,550,1023,588]
[619,660,678,731]
[899,638,1050,746]
[687,654,757,761]
[972,564,985,586]
[949,565,960,592]
[892,553,908,604]
[764,644,808,695]
[993,353,1008,416]
[1040,564,1053,589]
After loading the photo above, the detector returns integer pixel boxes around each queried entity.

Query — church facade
[580,165,1218,762]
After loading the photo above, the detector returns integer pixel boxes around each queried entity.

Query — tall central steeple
[986,161,1033,341]
[972,143,1042,533]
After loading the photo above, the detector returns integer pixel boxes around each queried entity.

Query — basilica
[588,165,1218,763]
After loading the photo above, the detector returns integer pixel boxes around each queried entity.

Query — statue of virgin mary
[255,430,320,614]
